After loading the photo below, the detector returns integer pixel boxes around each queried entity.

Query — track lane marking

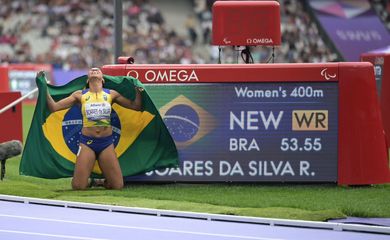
[0,229,108,240]
[0,214,283,240]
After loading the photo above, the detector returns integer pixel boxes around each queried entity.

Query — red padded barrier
[338,62,390,184]
[0,92,23,143]
[0,66,9,92]
[361,53,390,166]
[102,63,338,82]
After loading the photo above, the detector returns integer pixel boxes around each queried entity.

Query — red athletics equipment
[212,1,281,64]
[0,92,23,143]
[212,1,281,46]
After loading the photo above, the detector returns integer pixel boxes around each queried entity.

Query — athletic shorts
[79,134,114,155]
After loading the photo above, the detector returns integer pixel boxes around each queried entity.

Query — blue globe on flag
[62,105,121,154]
[163,104,200,142]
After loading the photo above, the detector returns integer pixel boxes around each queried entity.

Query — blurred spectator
[185,14,198,44]
[371,0,390,29]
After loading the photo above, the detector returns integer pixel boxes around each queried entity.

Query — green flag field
[0,104,389,221]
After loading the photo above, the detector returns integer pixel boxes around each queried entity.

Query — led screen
[127,82,338,182]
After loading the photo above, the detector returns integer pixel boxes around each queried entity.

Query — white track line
[1,195,388,234]
[0,214,283,240]
[0,229,108,240]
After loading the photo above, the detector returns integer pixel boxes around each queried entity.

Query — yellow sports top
[81,89,112,127]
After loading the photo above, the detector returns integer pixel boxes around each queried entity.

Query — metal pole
[0,88,38,115]
[114,0,123,64]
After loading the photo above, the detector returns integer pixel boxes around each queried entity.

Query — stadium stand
[370,0,390,29]
[0,0,387,68]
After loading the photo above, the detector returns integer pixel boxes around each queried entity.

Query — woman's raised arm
[111,87,143,111]
[46,90,81,112]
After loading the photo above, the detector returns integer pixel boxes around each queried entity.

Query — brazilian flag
[20,74,179,178]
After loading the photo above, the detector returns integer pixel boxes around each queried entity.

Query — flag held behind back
[20,74,179,178]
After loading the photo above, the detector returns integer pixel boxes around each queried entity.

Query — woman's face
[88,68,103,80]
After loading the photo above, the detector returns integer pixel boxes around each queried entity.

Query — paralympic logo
[321,68,336,80]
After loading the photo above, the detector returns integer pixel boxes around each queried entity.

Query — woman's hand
[36,71,49,86]
[36,71,48,89]
[135,86,144,92]
[37,70,46,79]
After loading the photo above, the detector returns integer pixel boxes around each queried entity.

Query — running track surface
[0,200,389,240]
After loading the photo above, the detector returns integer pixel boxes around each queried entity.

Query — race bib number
[85,102,111,121]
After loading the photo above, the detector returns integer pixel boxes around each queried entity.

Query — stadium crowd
[371,0,390,30]
[0,0,387,69]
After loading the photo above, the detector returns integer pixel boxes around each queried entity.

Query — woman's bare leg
[72,143,96,190]
[98,144,124,189]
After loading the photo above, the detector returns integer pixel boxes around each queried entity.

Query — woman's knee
[71,178,89,190]
[106,179,124,190]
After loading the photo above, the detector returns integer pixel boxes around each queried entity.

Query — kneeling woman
[39,68,143,190]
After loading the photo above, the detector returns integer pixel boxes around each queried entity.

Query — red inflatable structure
[0,92,23,143]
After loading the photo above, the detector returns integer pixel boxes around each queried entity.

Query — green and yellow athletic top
[81,89,112,127]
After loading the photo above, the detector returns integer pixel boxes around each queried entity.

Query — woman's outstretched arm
[46,90,81,112]
[111,86,143,111]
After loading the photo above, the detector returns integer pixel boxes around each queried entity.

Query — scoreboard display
[130,82,338,181]
[103,63,390,185]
